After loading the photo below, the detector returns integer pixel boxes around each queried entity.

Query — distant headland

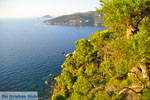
[43,11,104,27]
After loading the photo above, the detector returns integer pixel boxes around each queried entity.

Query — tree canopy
[97,0,150,38]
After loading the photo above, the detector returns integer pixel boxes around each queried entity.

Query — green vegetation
[44,11,103,26]
[52,95,65,100]
[51,0,150,100]
[97,0,150,38]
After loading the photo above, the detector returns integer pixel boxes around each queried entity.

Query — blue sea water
[0,18,106,99]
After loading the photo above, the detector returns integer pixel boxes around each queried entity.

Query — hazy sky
[0,0,100,18]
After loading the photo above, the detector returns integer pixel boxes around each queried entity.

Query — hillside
[51,0,150,100]
[44,11,103,27]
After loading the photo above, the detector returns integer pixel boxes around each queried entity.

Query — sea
[0,18,106,99]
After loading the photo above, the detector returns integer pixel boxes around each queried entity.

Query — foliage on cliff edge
[52,0,150,100]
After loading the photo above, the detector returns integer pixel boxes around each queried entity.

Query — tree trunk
[126,7,150,38]
[139,64,150,80]
[126,25,138,38]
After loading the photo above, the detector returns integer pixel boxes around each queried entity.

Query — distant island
[41,15,53,18]
[44,11,104,27]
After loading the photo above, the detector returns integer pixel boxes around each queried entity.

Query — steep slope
[51,0,150,100]
[51,29,150,100]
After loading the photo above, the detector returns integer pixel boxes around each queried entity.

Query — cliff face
[44,11,103,27]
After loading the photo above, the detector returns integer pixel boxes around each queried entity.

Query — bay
[0,18,105,99]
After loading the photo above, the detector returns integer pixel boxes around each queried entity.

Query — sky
[0,0,100,18]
